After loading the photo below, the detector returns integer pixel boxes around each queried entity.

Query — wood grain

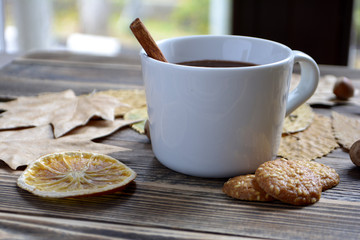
[0,141,359,239]
[1,60,142,84]
[0,212,243,240]
[0,52,360,239]
[23,51,141,65]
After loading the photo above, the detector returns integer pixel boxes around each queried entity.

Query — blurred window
[1,0,231,56]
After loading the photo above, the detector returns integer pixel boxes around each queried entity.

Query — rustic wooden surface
[1,51,360,240]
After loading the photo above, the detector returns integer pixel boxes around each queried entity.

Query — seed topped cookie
[255,158,322,205]
[223,174,275,202]
[296,160,340,191]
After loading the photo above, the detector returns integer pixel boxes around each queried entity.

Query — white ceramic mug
[140,35,319,178]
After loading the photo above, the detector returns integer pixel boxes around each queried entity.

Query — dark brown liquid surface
[177,60,257,68]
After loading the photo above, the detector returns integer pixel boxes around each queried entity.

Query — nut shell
[349,140,360,167]
[333,77,354,100]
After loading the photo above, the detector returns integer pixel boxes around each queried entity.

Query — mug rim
[140,35,293,70]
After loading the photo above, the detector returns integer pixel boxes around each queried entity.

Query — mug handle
[285,50,320,116]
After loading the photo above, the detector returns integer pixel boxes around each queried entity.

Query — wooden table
[1,51,360,240]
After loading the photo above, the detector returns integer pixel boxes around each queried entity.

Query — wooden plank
[22,51,141,65]
[1,52,360,239]
[11,51,360,79]
[14,57,142,71]
[0,134,359,240]
[0,212,241,240]
[0,53,144,99]
[0,61,143,85]
[0,75,144,100]
[1,177,360,239]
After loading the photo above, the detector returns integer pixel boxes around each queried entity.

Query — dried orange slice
[17,151,136,198]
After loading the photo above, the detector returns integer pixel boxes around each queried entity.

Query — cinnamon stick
[130,18,168,62]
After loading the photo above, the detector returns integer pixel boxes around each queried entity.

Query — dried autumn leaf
[52,93,123,138]
[282,103,314,134]
[0,135,128,170]
[0,125,54,140]
[332,111,360,150]
[96,89,147,116]
[0,91,137,170]
[278,114,338,161]
[64,118,142,140]
[0,90,76,129]
[124,107,148,134]
[0,121,132,170]
[0,90,126,138]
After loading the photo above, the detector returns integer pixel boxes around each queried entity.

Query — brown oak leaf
[64,118,141,140]
[0,137,127,170]
[0,124,54,140]
[52,93,123,138]
[96,89,147,116]
[0,90,76,129]
[332,111,360,150]
[0,90,126,138]
[0,118,136,169]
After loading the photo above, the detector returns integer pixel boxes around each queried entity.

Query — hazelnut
[333,76,354,100]
[349,140,360,167]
